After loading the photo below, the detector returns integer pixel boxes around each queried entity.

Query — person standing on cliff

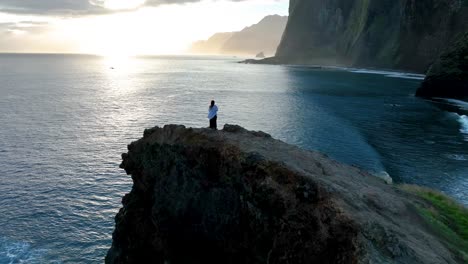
[208,100,218,129]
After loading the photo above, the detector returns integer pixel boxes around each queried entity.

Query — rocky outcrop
[106,125,461,263]
[416,31,468,99]
[189,15,288,57]
[273,0,468,73]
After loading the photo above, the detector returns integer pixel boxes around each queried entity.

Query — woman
[207,100,218,129]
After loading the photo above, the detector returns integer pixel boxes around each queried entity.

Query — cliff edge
[273,0,468,73]
[106,125,465,263]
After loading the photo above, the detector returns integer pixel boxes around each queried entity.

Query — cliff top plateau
[107,124,467,263]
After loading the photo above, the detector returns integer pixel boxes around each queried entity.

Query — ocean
[0,54,466,263]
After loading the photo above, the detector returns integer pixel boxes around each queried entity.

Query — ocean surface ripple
[0,54,466,262]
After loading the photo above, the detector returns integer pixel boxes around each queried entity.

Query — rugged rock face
[416,31,468,99]
[106,125,460,263]
[274,0,468,73]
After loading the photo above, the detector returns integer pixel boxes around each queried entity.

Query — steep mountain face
[221,15,288,56]
[189,15,288,56]
[190,32,234,54]
[416,31,468,98]
[106,124,461,264]
[275,0,468,72]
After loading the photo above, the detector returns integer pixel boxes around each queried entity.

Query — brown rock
[106,124,459,263]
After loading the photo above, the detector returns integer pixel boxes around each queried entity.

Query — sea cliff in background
[189,15,287,57]
[273,0,468,73]
[189,32,234,55]
[106,125,467,263]
[416,31,468,99]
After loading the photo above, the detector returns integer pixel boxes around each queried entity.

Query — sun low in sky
[0,0,288,56]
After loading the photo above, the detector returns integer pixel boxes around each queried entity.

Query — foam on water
[384,73,425,80]
[441,98,468,139]
[372,171,393,184]
[347,68,425,80]
[0,237,50,264]
[447,111,468,141]
[445,154,468,161]
[440,98,468,111]
[458,115,468,135]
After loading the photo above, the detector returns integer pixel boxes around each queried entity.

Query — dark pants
[209,116,217,129]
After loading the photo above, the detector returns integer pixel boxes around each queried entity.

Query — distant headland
[241,0,468,100]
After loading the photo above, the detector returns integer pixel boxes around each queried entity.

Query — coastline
[239,57,426,80]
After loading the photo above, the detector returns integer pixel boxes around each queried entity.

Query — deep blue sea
[0,54,467,263]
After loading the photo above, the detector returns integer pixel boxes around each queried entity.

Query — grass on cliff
[401,185,468,261]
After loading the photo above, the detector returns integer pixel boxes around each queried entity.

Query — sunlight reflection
[100,55,141,95]
[103,54,135,68]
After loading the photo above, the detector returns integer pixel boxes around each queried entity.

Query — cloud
[0,0,109,16]
[145,0,246,6]
[0,0,249,16]
[0,20,75,53]
[146,0,204,5]
[0,21,50,34]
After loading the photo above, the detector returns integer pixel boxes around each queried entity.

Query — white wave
[458,115,468,134]
[384,73,425,80]
[347,68,425,80]
[384,103,402,107]
[445,154,468,161]
[439,98,468,111]
[372,171,393,184]
[0,237,47,264]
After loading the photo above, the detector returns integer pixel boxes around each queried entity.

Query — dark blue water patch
[280,91,385,173]
[279,67,468,199]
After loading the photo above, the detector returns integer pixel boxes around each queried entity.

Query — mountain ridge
[189,15,287,57]
[271,0,468,73]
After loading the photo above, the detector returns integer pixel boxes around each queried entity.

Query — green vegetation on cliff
[401,185,468,262]
[341,0,370,48]
[107,125,465,263]
[275,0,468,72]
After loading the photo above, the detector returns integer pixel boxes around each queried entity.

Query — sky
[0,0,288,55]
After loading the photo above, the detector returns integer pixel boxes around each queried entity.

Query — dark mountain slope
[274,0,468,73]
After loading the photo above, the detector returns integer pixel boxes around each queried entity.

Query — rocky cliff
[221,15,288,56]
[189,15,288,57]
[190,32,234,54]
[106,124,465,263]
[416,31,468,99]
[274,0,468,73]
